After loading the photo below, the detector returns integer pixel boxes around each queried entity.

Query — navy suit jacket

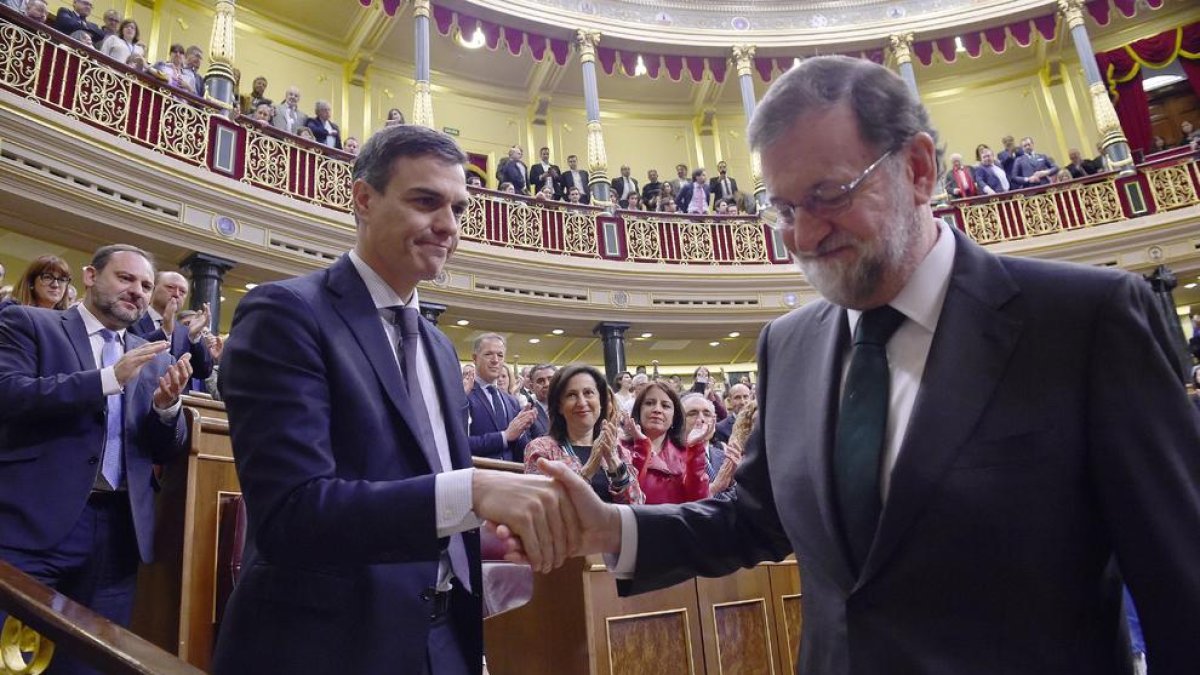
[558,168,590,203]
[676,182,711,212]
[466,383,528,463]
[211,255,482,675]
[611,176,639,207]
[708,175,739,205]
[128,312,214,385]
[624,227,1200,674]
[0,305,188,563]
[973,164,1007,194]
[497,159,528,194]
[53,8,104,44]
[304,117,342,150]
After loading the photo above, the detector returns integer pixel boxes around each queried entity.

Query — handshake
[471,459,622,573]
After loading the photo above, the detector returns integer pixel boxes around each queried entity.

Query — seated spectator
[1082,142,1107,174]
[99,19,142,64]
[1053,168,1073,184]
[713,199,729,214]
[943,152,978,199]
[677,168,710,214]
[239,76,270,115]
[295,127,316,142]
[12,255,72,310]
[304,100,342,149]
[69,29,94,47]
[733,189,757,216]
[1065,148,1091,178]
[251,102,273,124]
[659,199,678,213]
[385,107,405,126]
[1151,136,1168,153]
[565,186,583,203]
[465,174,484,187]
[621,381,710,505]
[498,181,516,194]
[1180,120,1200,146]
[99,8,119,37]
[1011,136,1058,188]
[344,136,360,155]
[271,86,307,135]
[125,53,146,72]
[54,0,103,45]
[23,0,49,23]
[534,184,554,201]
[152,44,196,93]
[524,364,644,504]
[624,191,643,211]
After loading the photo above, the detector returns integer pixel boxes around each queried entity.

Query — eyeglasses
[768,147,897,231]
[37,273,71,286]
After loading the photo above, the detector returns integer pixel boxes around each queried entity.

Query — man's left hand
[153,353,193,409]
[188,302,212,342]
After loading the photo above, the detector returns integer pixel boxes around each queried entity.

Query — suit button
[88,456,99,465]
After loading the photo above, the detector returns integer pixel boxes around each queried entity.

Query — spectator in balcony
[734,189,758,216]
[23,0,49,23]
[239,76,270,115]
[385,107,405,126]
[54,0,104,46]
[344,136,360,156]
[152,44,196,93]
[676,167,710,214]
[69,29,94,47]
[1012,136,1058,188]
[997,134,1023,181]
[709,160,738,208]
[624,191,643,211]
[251,102,272,124]
[611,164,639,208]
[304,100,342,150]
[640,168,662,206]
[271,86,307,135]
[13,255,72,310]
[973,145,1009,195]
[125,53,145,72]
[622,381,710,505]
[1064,148,1092,178]
[660,198,678,213]
[1053,168,1073,184]
[528,147,559,198]
[534,184,555,201]
[184,45,205,97]
[558,154,589,204]
[99,19,142,65]
[497,145,529,194]
[498,181,516,194]
[671,163,689,194]
[1151,136,1169,153]
[465,173,483,187]
[100,8,119,37]
[1083,142,1109,174]
[565,185,583,204]
[1180,120,1200,146]
[943,153,978,200]
[655,181,675,210]
[714,199,730,214]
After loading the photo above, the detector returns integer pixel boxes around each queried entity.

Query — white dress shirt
[77,303,182,415]
[348,251,480,539]
[610,220,956,575]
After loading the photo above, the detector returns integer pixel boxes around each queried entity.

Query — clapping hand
[205,333,225,361]
[620,414,646,442]
[188,302,212,342]
[152,353,193,409]
[686,416,710,446]
[162,297,179,337]
[462,368,476,395]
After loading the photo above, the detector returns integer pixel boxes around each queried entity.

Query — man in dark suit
[527,147,559,198]
[53,0,104,45]
[466,333,535,463]
[972,144,1009,195]
[0,244,192,674]
[675,168,710,214]
[610,165,639,208]
[541,56,1200,674]
[1011,136,1058,188]
[996,134,1023,182]
[526,363,555,440]
[496,146,528,194]
[712,382,750,445]
[708,161,739,207]
[305,100,342,150]
[641,168,662,207]
[212,126,575,675]
[128,270,214,391]
[558,154,590,204]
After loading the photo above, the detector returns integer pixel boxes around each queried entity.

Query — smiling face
[352,154,468,301]
[32,270,69,308]
[558,372,602,437]
[638,384,675,439]
[472,337,507,384]
[84,251,154,329]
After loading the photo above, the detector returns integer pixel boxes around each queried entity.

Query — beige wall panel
[149,0,214,64]
[436,93,526,178]
[367,68,415,138]
[549,106,591,171]
[924,74,1057,167]
[603,117,699,181]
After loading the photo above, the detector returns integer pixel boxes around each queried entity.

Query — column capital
[418,301,446,325]
[575,29,601,63]
[888,33,915,66]
[592,321,631,338]
[731,44,757,78]
[412,0,431,19]
[207,0,236,67]
[1057,0,1086,31]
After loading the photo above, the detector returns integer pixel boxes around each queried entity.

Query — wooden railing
[0,559,204,675]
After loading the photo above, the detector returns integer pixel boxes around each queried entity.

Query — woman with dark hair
[524,364,643,504]
[100,19,143,64]
[622,381,710,504]
[385,108,405,126]
[13,255,71,310]
[612,371,634,412]
[689,365,728,420]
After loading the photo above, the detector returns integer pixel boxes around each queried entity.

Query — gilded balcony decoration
[1018,193,1061,236]
[960,202,1005,243]
[315,157,353,210]
[0,22,39,91]
[462,195,488,239]
[72,62,129,129]
[563,210,597,255]
[0,616,55,674]
[1144,163,1200,211]
[680,222,715,262]
[508,202,546,249]
[158,101,210,163]
[245,133,292,190]
[625,217,663,260]
[733,222,769,262]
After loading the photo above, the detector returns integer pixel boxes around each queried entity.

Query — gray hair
[472,332,505,354]
[353,124,466,194]
[748,56,942,174]
[679,392,710,406]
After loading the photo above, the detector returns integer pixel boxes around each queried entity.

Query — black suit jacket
[528,163,559,196]
[497,160,528,194]
[304,118,342,150]
[53,8,104,44]
[611,176,639,207]
[558,169,590,204]
[625,226,1200,674]
[128,312,214,384]
[708,174,739,205]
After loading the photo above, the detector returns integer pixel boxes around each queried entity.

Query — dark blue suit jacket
[53,8,104,44]
[466,383,528,463]
[128,312,214,385]
[211,255,482,675]
[676,182,711,213]
[973,164,1007,194]
[0,304,188,563]
[497,159,528,194]
[625,227,1200,673]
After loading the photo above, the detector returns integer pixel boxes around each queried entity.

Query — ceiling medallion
[887,5,907,19]
[809,14,829,28]
[730,16,750,31]
[434,270,451,287]
[782,292,799,308]
[212,215,238,238]
[612,290,629,307]
[578,0,597,14]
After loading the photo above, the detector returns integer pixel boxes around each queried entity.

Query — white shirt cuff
[100,366,121,396]
[604,505,638,578]
[435,468,482,537]
[153,396,182,421]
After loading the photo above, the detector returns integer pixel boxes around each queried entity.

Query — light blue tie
[99,329,124,489]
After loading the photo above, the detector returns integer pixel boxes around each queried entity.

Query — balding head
[725,383,751,414]
[151,270,189,314]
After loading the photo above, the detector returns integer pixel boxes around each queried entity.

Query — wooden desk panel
[696,567,777,675]
[766,561,802,675]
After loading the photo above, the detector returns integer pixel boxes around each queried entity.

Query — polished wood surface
[0,560,204,674]
[766,561,802,675]
[697,567,777,675]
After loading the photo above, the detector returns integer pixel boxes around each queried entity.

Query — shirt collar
[348,249,419,312]
[847,219,956,337]
[146,305,163,324]
[77,303,127,340]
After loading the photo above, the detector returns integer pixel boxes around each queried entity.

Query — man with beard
[0,244,192,674]
[536,55,1200,674]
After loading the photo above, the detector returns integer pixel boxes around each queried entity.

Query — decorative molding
[412,79,435,128]
[1056,0,1085,31]
[575,29,601,64]
[731,44,756,79]
[888,32,915,66]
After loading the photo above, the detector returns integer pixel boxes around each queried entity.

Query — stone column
[732,45,767,207]
[418,301,446,325]
[1058,0,1134,174]
[592,321,630,386]
[204,0,237,112]
[888,33,919,98]
[411,0,435,128]
[576,30,611,205]
[180,253,235,331]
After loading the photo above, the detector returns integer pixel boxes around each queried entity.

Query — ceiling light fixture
[529,338,541,344]
[457,26,486,50]
[641,332,653,338]
[244,283,257,290]
[728,331,740,338]
[709,341,720,347]
[634,55,648,77]
[456,319,470,326]
[551,329,564,335]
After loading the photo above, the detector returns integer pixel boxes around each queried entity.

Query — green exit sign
[443,127,460,136]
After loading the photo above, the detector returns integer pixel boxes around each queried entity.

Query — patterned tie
[390,307,471,591]
[486,384,503,418]
[99,329,125,489]
[833,305,906,575]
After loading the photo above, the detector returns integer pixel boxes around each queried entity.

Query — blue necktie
[486,384,504,418]
[99,329,125,489]
[834,306,906,575]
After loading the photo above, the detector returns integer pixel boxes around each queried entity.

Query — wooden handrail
[0,560,205,674]
[472,457,525,473]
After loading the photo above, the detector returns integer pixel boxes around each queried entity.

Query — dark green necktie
[834,305,907,575]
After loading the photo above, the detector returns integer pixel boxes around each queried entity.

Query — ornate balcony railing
[1,7,1197,268]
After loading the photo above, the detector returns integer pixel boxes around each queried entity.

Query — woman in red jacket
[622,382,711,504]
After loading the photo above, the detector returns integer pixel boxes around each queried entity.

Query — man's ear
[906,132,939,204]
[351,179,373,221]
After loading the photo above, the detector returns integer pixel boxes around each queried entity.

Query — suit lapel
[421,322,473,471]
[325,256,440,474]
[62,307,96,371]
[860,230,1022,584]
